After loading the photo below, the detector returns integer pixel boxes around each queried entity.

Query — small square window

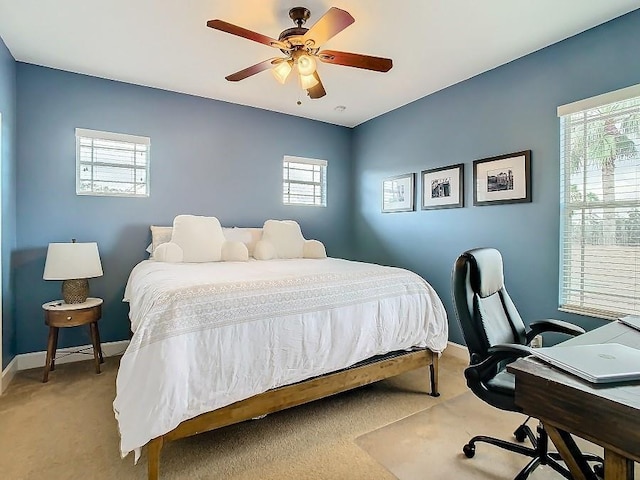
[283,156,327,207]
[76,128,150,197]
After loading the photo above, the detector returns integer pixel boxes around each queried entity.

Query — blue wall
[14,65,352,354]
[7,9,640,355]
[0,36,16,369]
[352,10,640,345]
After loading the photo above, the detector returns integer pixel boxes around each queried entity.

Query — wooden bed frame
[146,348,439,480]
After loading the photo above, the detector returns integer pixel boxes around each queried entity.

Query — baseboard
[444,341,468,362]
[16,340,129,371]
[1,357,18,394]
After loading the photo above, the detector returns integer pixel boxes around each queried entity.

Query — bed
[114,220,448,480]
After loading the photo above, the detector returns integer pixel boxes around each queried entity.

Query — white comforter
[114,258,448,459]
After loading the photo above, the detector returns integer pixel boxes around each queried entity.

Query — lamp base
[62,278,90,304]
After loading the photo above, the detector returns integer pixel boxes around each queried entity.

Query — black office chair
[451,248,603,480]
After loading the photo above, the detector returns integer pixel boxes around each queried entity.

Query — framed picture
[421,164,464,210]
[382,173,415,213]
[473,150,531,206]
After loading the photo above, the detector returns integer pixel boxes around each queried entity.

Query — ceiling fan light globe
[299,73,319,89]
[297,54,317,76]
[272,61,292,84]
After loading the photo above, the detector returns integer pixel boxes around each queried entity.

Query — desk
[508,321,640,480]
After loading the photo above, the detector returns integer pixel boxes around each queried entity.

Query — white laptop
[619,315,640,332]
[531,343,640,384]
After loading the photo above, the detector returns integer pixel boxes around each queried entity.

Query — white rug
[356,392,609,480]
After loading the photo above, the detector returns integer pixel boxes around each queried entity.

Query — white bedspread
[114,258,448,459]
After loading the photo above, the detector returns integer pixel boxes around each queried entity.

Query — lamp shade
[299,73,319,90]
[272,60,292,84]
[297,54,316,76]
[43,242,103,280]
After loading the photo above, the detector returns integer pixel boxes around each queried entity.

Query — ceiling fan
[206,6,393,99]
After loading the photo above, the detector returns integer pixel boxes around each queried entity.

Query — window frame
[282,155,327,207]
[558,84,640,319]
[75,128,151,198]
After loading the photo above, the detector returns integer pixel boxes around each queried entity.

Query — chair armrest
[526,319,585,343]
[465,343,533,383]
[487,344,534,357]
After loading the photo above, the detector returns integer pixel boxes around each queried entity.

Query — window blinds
[76,128,150,197]
[558,85,640,319]
[283,156,327,206]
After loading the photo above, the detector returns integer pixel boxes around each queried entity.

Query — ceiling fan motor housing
[278,27,308,44]
[279,7,313,51]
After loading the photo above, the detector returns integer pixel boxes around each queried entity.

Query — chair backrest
[452,248,527,363]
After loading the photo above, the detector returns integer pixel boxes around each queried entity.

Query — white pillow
[171,215,225,262]
[221,241,249,262]
[303,240,327,259]
[261,220,305,259]
[244,228,263,256]
[253,239,277,260]
[222,227,263,257]
[150,226,173,256]
[153,242,184,263]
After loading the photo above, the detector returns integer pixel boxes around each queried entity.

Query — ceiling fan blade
[307,72,326,99]
[207,19,288,50]
[225,58,282,82]
[302,7,355,48]
[318,50,393,72]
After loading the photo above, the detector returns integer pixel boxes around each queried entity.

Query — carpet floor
[0,351,622,479]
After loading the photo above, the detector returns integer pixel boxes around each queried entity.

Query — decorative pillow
[222,227,263,257]
[221,241,249,262]
[244,228,263,255]
[303,240,327,259]
[153,242,184,263]
[150,226,173,256]
[253,239,277,260]
[261,220,305,259]
[170,215,225,262]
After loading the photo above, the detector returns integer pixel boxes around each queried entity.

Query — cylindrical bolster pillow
[153,242,184,263]
[303,240,327,259]
[221,241,249,262]
[253,240,277,260]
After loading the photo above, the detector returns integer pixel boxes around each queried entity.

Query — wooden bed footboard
[146,348,439,480]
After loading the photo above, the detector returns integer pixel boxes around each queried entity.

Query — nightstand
[42,297,104,383]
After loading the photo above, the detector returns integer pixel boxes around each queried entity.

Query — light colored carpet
[0,352,468,479]
[0,351,623,479]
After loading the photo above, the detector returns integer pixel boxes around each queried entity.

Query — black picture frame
[473,150,531,206]
[382,173,415,213]
[421,164,464,210]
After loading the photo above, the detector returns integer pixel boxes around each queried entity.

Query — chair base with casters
[463,417,603,480]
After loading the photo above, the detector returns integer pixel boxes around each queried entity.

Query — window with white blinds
[283,156,327,206]
[76,128,150,197]
[559,84,640,319]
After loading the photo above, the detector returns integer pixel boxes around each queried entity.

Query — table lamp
[43,239,103,304]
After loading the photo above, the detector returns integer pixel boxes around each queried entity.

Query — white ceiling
[0,1,638,127]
